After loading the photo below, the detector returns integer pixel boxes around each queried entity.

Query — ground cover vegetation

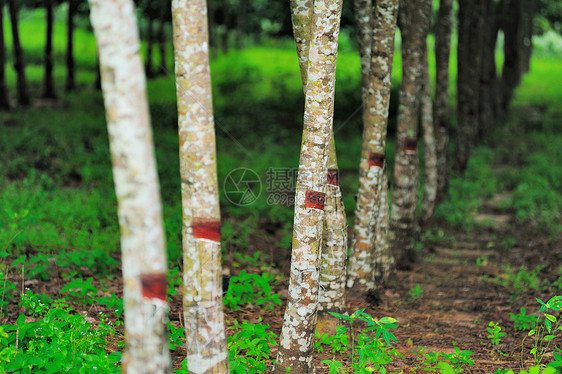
[0,1,561,373]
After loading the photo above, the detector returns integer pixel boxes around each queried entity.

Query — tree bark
[65,0,76,92]
[7,0,29,106]
[455,0,485,172]
[433,0,452,203]
[221,0,231,53]
[88,0,171,372]
[0,0,11,109]
[374,170,394,284]
[348,0,399,294]
[289,0,348,335]
[390,0,432,263]
[420,43,437,224]
[353,0,372,101]
[274,0,343,372]
[171,0,230,372]
[43,0,56,99]
[235,0,247,49]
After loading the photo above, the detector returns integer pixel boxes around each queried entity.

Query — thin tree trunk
[235,0,247,49]
[274,0,343,372]
[455,0,485,172]
[171,0,229,372]
[207,0,216,49]
[7,0,29,106]
[390,0,432,264]
[433,0,452,203]
[88,0,170,372]
[0,0,11,109]
[374,170,393,285]
[348,0,399,295]
[43,0,56,99]
[157,0,167,75]
[353,0,372,102]
[222,0,231,53]
[420,43,437,224]
[145,13,155,78]
[65,0,76,92]
[289,0,348,336]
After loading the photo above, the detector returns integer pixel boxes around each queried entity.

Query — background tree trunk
[145,14,155,78]
[353,0,372,101]
[171,0,230,372]
[348,0,399,295]
[157,0,167,75]
[433,0,452,203]
[374,170,394,285]
[456,0,485,171]
[65,0,76,92]
[274,0,343,372]
[0,0,11,109]
[88,0,170,372]
[235,0,247,49]
[43,0,56,99]
[390,0,432,264]
[420,43,437,225]
[7,0,29,106]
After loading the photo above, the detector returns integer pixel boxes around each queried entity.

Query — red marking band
[140,273,167,301]
[327,169,339,186]
[404,138,417,153]
[192,219,221,242]
[305,190,325,210]
[368,152,385,168]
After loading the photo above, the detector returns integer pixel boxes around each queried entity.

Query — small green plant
[409,284,424,301]
[61,277,98,305]
[227,319,277,373]
[412,346,474,373]
[487,321,506,346]
[492,265,542,300]
[476,256,489,267]
[224,270,281,310]
[510,307,540,331]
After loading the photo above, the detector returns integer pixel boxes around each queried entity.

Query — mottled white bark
[374,170,394,284]
[420,45,437,224]
[348,0,399,292]
[88,0,170,372]
[274,0,343,372]
[171,0,229,372]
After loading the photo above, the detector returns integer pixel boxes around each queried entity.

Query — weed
[228,319,277,373]
[409,284,424,301]
[487,321,506,346]
[61,277,98,305]
[476,256,489,267]
[412,346,474,373]
[493,266,542,300]
[224,270,281,311]
[510,308,540,331]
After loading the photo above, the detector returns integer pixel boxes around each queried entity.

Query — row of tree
[72,0,537,372]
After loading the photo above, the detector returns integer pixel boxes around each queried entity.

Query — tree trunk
[274,1,343,372]
[157,0,167,75]
[222,0,231,53]
[0,0,11,109]
[43,0,56,99]
[420,43,437,225]
[478,0,499,139]
[353,0,372,101]
[433,0,452,203]
[145,13,155,78]
[7,0,29,106]
[455,0,485,172]
[348,0,399,294]
[289,0,348,336]
[374,170,394,285]
[207,0,216,49]
[171,0,230,372]
[390,0,432,264]
[88,0,170,372]
[65,0,76,92]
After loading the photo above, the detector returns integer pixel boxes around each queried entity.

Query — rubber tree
[65,0,76,92]
[0,0,10,109]
[171,0,229,372]
[88,0,170,372]
[43,0,56,99]
[273,0,343,371]
[433,0,453,203]
[7,0,30,106]
[420,42,437,225]
[288,0,348,337]
[347,0,399,296]
[390,0,432,263]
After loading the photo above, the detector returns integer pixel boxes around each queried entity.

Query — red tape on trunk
[140,273,167,301]
[305,190,325,210]
[368,152,385,168]
[404,138,417,154]
[192,219,221,242]
[327,169,339,186]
